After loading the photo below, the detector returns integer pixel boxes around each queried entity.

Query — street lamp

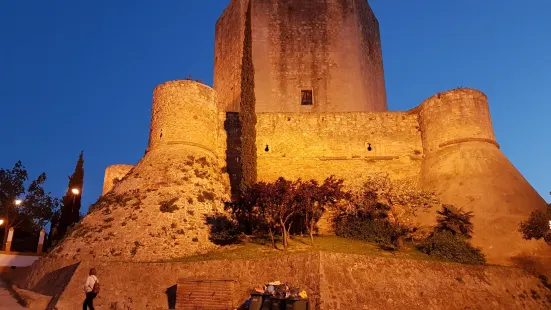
[0,219,4,226]
[14,199,22,206]
[71,188,80,203]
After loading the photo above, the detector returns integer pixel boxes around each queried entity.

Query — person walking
[83,268,100,310]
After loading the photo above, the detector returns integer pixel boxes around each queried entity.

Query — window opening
[301,90,313,105]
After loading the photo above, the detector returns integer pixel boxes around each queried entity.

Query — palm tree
[435,204,474,238]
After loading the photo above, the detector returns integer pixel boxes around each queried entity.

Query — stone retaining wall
[13,253,551,309]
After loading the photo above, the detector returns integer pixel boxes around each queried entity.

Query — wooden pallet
[176,279,237,310]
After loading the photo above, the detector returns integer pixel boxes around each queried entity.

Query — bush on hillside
[435,204,474,238]
[333,200,410,247]
[519,202,551,245]
[418,231,486,265]
[205,214,243,246]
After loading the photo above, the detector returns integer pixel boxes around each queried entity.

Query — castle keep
[57,0,547,265]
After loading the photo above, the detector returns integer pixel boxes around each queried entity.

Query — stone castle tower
[51,0,548,265]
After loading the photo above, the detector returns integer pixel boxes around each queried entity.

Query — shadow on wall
[22,262,81,310]
[511,254,551,279]
[166,285,177,309]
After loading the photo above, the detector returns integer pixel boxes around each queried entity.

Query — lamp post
[71,188,80,204]
[2,199,22,251]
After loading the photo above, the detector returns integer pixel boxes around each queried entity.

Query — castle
[53,0,548,265]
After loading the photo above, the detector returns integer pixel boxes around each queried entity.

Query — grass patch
[160,236,433,264]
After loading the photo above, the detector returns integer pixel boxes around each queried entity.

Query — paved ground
[0,279,24,309]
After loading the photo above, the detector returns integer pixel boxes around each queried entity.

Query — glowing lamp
[14,199,22,206]
[71,188,80,195]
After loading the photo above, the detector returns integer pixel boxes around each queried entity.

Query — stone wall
[255,111,422,188]
[214,0,247,112]
[18,253,320,310]
[251,0,387,112]
[418,88,496,153]
[318,253,551,310]
[14,253,551,309]
[419,141,550,264]
[415,88,549,264]
[147,80,220,155]
[48,80,231,263]
[102,164,134,196]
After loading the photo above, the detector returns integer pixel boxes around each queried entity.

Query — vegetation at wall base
[161,235,432,264]
[435,204,474,238]
[417,231,486,265]
[206,175,487,265]
[519,199,551,245]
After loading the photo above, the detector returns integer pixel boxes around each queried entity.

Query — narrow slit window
[301,90,313,105]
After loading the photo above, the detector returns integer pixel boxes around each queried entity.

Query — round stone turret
[419,88,497,154]
[148,80,219,155]
[102,164,134,195]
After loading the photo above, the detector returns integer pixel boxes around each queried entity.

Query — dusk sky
[1,0,550,213]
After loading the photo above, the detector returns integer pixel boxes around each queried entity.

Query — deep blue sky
[1,0,549,213]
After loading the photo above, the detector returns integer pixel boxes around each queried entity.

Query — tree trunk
[280,219,288,249]
[309,220,315,245]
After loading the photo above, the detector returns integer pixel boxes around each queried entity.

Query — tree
[256,178,299,249]
[297,176,348,245]
[0,161,28,246]
[435,205,474,239]
[519,196,551,245]
[54,151,84,242]
[0,161,59,249]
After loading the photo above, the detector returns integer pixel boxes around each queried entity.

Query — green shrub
[205,214,243,246]
[334,215,408,246]
[435,204,474,238]
[418,231,486,265]
[332,200,409,247]
[519,205,551,245]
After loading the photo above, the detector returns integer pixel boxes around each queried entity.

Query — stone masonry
[13,253,551,309]
[48,0,549,265]
[50,81,231,262]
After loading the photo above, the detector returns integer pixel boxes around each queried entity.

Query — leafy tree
[0,161,59,249]
[519,196,551,245]
[0,161,28,246]
[256,178,299,249]
[53,151,84,242]
[229,178,301,249]
[296,176,348,244]
[435,205,474,238]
